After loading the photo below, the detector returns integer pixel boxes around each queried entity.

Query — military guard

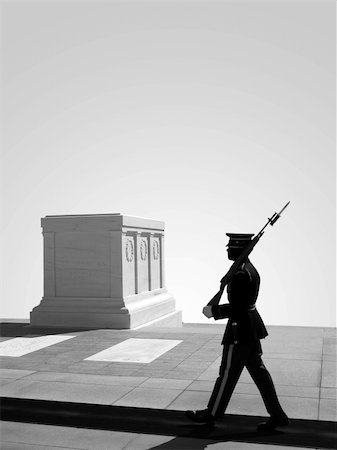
[186,233,290,431]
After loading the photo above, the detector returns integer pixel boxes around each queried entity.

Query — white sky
[1,1,336,326]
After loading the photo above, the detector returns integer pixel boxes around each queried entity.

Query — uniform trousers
[207,341,286,419]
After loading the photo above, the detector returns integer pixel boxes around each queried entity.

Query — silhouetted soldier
[186,233,289,431]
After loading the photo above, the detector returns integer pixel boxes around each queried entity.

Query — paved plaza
[0,322,336,449]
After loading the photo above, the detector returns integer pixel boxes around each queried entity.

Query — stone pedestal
[30,214,182,329]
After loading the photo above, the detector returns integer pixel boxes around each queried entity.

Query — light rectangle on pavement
[85,338,182,363]
[0,335,75,357]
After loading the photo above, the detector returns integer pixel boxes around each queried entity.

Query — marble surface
[0,335,74,357]
[85,338,182,363]
[31,214,181,329]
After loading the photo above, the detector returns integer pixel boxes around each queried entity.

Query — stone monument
[30,214,182,329]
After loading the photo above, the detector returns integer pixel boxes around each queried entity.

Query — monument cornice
[41,213,165,233]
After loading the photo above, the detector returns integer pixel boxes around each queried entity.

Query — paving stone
[126,436,206,450]
[0,379,134,404]
[323,342,337,355]
[182,356,215,364]
[32,363,74,373]
[197,366,220,381]
[322,353,336,361]
[168,390,319,420]
[12,355,51,364]
[324,337,337,344]
[324,328,337,338]
[0,335,75,357]
[203,444,312,450]
[318,398,337,421]
[85,338,183,363]
[209,356,222,367]
[186,353,220,362]
[266,326,323,339]
[144,361,180,370]
[114,387,182,409]
[186,380,214,392]
[320,387,337,399]
[233,382,319,399]
[23,371,147,387]
[155,355,184,362]
[171,324,224,334]
[186,380,319,399]
[138,377,192,390]
[0,379,16,387]
[237,359,322,387]
[29,347,70,356]
[0,369,35,379]
[0,362,42,372]
[166,390,212,411]
[104,363,145,370]
[98,368,142,376]
[321,361,337,388]
[0,421,135,450]
[131,369,170,378]
[262,352,322,361]
[122,433,174,450]
[42,351,90,363]
[65,361,113,373]
[0,443,77,450]
[165,370,204,379]
[226,394,319,420]
[261,338,323,355]
[177,361,212,370]
[189,352,220,359]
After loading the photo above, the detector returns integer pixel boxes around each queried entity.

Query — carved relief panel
[150,235,161,290]
[122,233,136,296]
[136,235,150,293]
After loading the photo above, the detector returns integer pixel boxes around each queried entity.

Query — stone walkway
[0,322,336,449]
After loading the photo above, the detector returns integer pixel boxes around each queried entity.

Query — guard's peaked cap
[226,233,254,248]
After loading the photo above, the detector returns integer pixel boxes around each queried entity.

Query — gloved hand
[202,305,213,318]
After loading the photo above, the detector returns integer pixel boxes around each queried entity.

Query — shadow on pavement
[0,322,97,337]
[1,397,336,449]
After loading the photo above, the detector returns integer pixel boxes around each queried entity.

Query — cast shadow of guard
[149,417,336,450]
[148,423,266,450]
[1,399,336,450]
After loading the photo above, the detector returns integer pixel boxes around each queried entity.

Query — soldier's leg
[245,347,287,419]
[207,343,245,418]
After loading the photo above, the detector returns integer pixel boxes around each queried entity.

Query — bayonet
[207,201,291,306]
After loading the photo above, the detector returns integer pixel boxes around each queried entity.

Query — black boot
[257,415,290,431]
[185,409,216,425]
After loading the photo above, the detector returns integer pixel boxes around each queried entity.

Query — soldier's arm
[211,304,232,320]
[212,269,249,319]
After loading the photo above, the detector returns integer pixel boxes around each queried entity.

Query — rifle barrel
[206,201,290,307]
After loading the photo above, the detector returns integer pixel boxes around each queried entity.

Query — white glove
[202,305,213,318]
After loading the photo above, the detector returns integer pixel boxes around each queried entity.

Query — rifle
[207,201,290,306]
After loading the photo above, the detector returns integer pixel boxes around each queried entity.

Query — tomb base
[30,288,181,329]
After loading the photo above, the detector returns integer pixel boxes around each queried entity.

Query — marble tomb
[30,214,182,329]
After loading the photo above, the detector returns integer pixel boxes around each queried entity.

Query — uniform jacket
[211,260,268,344]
